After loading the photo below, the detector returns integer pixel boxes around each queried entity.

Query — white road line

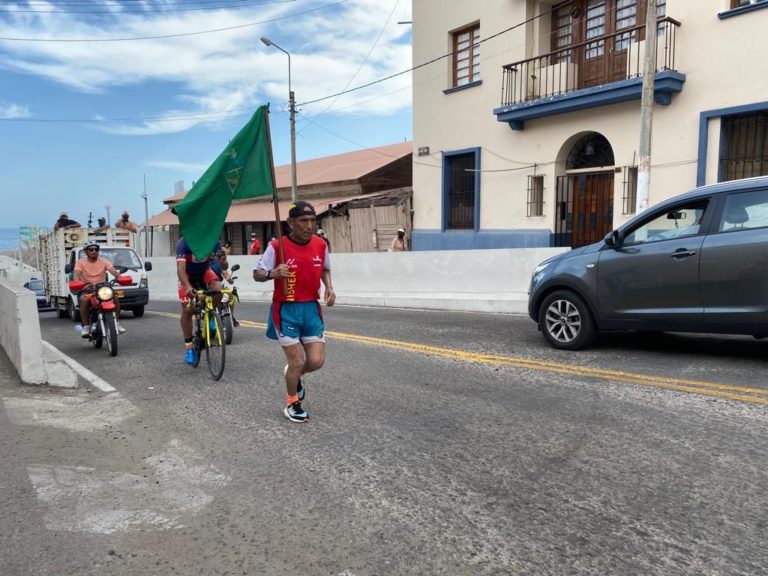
[41,340,116,392]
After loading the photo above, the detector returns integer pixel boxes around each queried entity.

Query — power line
[297,8,552,107]
[297,0,401,136]
[0,0,295,15]
[0,0,346,41]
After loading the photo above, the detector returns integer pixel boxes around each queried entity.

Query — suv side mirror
[64,264,72,274]
[144,261,153,271]
[604,230,622,248]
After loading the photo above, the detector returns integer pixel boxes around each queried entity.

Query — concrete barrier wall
[146,247,568,314]
[0,248,566,385]
[0,280,47,384]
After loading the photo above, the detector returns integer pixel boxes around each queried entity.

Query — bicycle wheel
[221,308,234,345]
[193,316,203,367]
[205,308,226,380]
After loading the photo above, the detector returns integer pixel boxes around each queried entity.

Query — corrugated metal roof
[147,192,385,227]
[163,141,412,204]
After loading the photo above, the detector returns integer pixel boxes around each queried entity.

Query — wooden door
[571,172,614,247]
[574,0,639,89]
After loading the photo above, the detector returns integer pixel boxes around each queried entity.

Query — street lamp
[261,36,297,203]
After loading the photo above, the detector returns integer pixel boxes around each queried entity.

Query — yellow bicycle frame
[191,290,223,347]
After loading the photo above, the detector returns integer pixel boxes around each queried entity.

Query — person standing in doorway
[389,227,407,252]
[248,232,261,255]
[253,200,335,423]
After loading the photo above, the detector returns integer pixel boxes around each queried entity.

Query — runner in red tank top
[253,200,336,423]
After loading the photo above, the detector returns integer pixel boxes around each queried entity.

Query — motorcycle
[68,269,132,357]
[219,264,240,345]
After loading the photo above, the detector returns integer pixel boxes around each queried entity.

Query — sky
[0,0,413,229]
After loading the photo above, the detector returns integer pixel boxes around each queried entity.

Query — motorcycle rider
[73,241,126,337]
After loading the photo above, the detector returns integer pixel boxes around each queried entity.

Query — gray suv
[528,176,768,350]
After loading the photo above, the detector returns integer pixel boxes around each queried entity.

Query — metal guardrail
[501,17,681,107]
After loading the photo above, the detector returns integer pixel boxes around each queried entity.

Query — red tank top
[271,236,327,303]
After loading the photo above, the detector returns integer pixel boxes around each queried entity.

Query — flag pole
[263,105,288,293]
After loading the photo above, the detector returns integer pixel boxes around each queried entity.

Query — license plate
[115,290,125,298]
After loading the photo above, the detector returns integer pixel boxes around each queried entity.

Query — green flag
[173,105,274,259]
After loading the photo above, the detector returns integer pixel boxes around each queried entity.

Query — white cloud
[0,101,32,119]
[0,0,413,133]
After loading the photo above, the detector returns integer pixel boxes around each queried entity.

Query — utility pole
[636,0,657,214]
[141,175,150,257]
[289,88,297,203]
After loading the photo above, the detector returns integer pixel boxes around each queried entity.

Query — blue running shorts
[267,301,325,346]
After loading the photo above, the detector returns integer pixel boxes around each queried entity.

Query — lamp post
[261,36,297,203]
[105,205,111,226]
[141,174,150,257]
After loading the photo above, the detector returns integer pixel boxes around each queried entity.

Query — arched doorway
[555,133,615,247]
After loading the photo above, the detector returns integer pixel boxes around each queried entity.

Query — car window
[29,280,43,290]
[623,200,709,245]
[717,189,768,232]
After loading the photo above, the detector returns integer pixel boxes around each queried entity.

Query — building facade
[148,142,412,254]
[412,0,768,250]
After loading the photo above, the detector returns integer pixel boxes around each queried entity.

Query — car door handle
[669,249,697,259]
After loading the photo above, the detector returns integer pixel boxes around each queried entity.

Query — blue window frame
[442,148,481,231]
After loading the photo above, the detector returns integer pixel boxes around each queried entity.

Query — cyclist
[176,237,227,365]
[210,257,239,327]
[73,241,125,337]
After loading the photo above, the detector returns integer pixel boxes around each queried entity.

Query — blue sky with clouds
[0,0,413,229]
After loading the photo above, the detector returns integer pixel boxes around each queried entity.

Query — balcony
[494,17,684,130]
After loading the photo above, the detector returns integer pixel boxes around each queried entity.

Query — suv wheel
[539,290,595,350]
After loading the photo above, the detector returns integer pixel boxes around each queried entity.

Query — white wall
[146,248,567,314]
[0,280,47,384]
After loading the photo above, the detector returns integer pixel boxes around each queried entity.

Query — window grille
[446,153,476,229]
[527,175,545,217]
[722,112,768,181]
[622,166,638,214]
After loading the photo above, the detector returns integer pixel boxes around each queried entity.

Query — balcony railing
[501,17,681,107]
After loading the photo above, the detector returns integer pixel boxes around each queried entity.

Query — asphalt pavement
[1,304,767,576]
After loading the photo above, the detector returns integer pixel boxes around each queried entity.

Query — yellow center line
[154,311,768,405]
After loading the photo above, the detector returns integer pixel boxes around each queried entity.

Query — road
[1,301,767,576]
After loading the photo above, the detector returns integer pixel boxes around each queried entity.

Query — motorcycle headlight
[97,286,114,301]
[221,293,230,304]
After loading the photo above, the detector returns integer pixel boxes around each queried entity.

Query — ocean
[0,228,20,252]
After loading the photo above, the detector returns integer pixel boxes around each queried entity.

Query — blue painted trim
[442,148,481,232]
[443,80,483,95]
[696,101,768,186]
[719,1,768,19]
[493,71,686,131]
[412,229,552,251]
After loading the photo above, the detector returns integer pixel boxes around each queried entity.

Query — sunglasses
[86,247,99,252]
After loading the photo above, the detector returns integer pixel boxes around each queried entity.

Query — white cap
[397,227,405,233]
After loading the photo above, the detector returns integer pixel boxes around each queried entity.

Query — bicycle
[219,264,240,345]
[189,289,226,380]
